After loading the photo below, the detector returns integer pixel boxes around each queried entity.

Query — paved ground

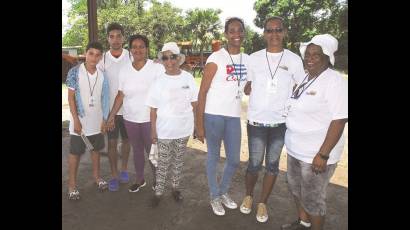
[62,88,348,230]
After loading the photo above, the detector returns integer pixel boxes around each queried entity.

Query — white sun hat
[299,34,338,65]
[158,42,185,65]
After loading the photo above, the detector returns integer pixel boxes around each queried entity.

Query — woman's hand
[311,153,328,174]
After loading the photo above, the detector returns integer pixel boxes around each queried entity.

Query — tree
[185,8,222,67]
[253,0,348,71]
[143,1,185,57]
[63,0,185,58]
[242,26,265,54]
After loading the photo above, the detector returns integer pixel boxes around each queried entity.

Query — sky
[62,0,263,36]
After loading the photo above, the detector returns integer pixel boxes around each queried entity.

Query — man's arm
[106,91,125,131]
[68,89,82,134]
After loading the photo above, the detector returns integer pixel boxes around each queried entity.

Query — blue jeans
[204,113,241,200]
[246,123,286,176]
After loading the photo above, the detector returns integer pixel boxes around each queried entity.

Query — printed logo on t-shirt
[182,85,190,89]
[279,65,288,71]
[225,64,247,82]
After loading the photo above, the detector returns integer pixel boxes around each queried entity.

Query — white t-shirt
[285,68,348,164]
[97,49,132,115]
[247,49,305,124]
[146,71,199,139]
[118,59,164,123]
[69,63,105,136]
[205,48,250,117]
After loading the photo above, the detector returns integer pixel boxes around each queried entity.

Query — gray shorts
[286,154,337,216]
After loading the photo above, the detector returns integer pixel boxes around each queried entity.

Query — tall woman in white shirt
[197,17,250,216]
[107,35,164,193]
[281,34,348,230]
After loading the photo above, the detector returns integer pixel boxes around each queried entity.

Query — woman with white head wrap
[281,34,348,230]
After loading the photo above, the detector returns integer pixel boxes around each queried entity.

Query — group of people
[65,16,347,230]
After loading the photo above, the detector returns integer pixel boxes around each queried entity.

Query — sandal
[68,189,80,200]
[97,179,108,191]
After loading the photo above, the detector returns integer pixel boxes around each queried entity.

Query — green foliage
[253,0,348,72]
[243,26,265,54]
[185,8,222,66]
[63,0,186,58]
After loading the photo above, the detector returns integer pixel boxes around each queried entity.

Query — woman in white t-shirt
[146,42,198,206]
[107,35,164,194]
[281,34,348,230]
[197,17,250,216]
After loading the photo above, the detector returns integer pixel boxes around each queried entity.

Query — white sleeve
[206,52,218,65]
[246,57,255,82]
[145,80,160,108]
[325,75,348,120]
[189,77,199,102]
[97,54,105,72]
[118,69,124,91]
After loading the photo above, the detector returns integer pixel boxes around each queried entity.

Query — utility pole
[87,0,98,42]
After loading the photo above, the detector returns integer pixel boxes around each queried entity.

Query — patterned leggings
[155,136,189,196]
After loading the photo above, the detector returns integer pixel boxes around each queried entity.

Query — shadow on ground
[62,136,347,230]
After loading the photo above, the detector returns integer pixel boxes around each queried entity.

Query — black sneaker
[281,220,311,230]
[128,180,146,193]
[172,190,183,202]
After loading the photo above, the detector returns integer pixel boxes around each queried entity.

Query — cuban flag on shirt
[226,64,247,82]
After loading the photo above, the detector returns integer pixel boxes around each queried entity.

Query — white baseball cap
[299,34,338,65]
[159,42,185,65]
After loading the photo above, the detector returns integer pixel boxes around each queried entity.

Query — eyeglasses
[264,28,284,33]
[161,54,178,61]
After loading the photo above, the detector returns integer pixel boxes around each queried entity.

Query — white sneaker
[240,195,253,214]
[210,198,225,216]
[256,203,268,223]
[221,193,238,209]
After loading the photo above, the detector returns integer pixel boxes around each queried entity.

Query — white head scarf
[299,34,338,65]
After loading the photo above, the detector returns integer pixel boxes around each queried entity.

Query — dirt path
[62,90,348,230]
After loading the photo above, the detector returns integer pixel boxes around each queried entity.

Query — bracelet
[319,153,329,160]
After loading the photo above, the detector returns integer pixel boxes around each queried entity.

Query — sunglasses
[264,28,284,33]
[161,54,178,61]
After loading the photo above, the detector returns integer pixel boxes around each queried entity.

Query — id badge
[236,90,243,99]
[267,79,278,94]
[88,96,95,107]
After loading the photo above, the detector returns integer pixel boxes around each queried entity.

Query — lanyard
[265,50,284,81]
[291,73,321,99]
[227,52,242,88]
[86,68,99,98]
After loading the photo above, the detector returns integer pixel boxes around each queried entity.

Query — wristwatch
[319,153,329,160]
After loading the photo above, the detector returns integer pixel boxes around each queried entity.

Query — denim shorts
[246,123,286,175]
[286,154,337,216]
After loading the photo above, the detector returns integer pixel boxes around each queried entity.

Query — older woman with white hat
[281,34,348,230]
[146,42,199,206]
